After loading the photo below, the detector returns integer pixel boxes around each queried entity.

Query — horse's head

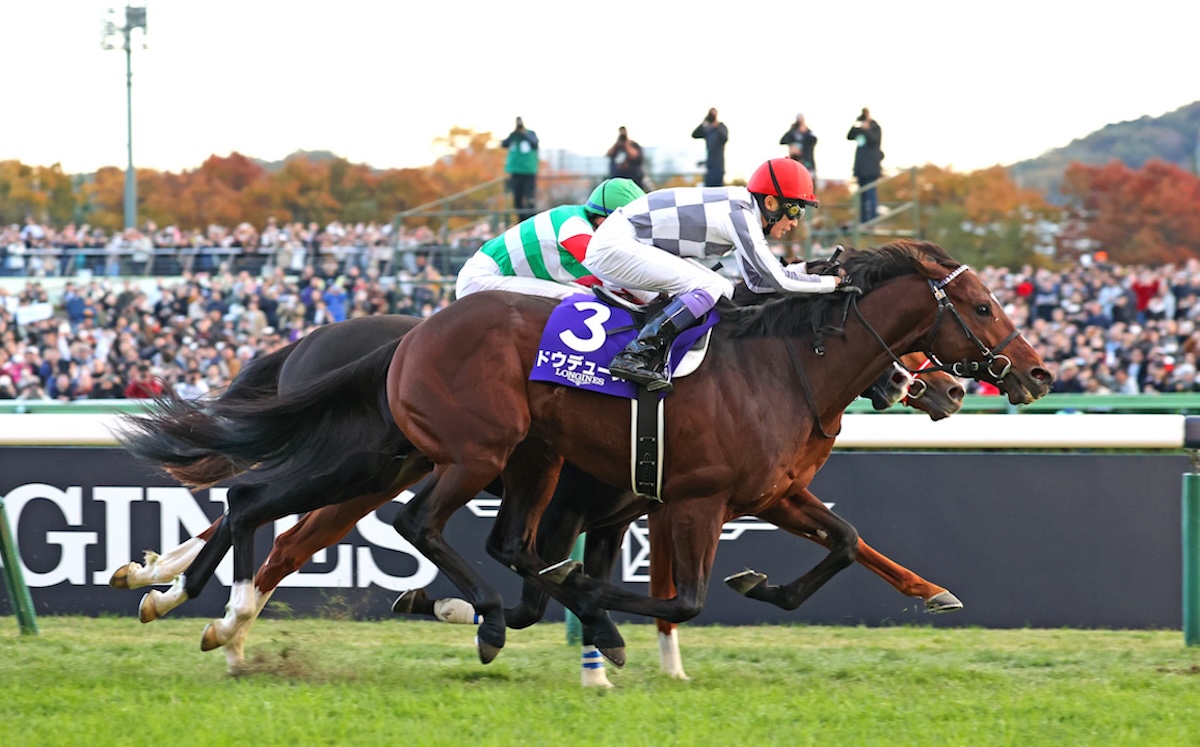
[897,352,964,421]
[902,244,1052,405]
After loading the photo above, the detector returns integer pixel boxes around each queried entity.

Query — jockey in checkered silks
[584,158,850,392]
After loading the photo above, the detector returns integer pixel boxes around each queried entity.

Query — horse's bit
[853,264,1020,384]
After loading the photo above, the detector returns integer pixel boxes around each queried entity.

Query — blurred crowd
[0,215,496,279]
[3,213,1200,402]
[0,258,450,403]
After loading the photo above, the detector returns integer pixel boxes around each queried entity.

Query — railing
[4,394,1200,419]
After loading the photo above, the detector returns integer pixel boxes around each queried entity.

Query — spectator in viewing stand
[501,116,540,222]
[606,126,647,191]
[692,107,728,187]
[847,107,883,223]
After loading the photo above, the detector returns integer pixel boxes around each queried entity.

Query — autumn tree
[1059,159,1200,265]
[0,161,78,226]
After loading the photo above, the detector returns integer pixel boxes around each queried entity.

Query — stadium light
[101,5,148,230]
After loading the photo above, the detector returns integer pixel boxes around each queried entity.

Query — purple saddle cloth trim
[530,294,718,399]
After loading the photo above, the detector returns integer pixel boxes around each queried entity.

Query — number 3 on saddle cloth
[530,294,719,500]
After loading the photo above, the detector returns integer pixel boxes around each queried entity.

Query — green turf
[2,617,1199,746]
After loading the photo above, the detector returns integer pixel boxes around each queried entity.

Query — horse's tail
[156,340,301,485]
[219,338,299,402]
[117,340,403,489]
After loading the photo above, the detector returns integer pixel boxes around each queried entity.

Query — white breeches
[583,212,735,302]
[456,253,588,301]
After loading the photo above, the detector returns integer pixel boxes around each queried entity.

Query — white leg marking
[658,628,689,680]
[120,538,207,589]
[224,587,275,672]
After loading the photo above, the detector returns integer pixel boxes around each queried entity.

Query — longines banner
[0,448,1188,629]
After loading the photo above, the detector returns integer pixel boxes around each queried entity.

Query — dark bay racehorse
[118,314,965,676]
[383,240,1050,664]
[119,240,1051,668]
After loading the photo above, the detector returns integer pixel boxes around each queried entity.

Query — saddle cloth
[529,294,717,399]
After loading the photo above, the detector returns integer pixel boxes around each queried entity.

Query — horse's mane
[720,240,960,338]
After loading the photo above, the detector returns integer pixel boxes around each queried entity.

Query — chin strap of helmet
[757,160,788,230]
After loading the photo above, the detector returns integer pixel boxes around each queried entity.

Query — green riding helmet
[584,177,646,217]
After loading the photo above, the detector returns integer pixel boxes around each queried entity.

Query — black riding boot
[609,297,699,392]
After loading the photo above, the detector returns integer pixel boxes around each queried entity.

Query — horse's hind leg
[393,462,510,664]
[138,514,232,623]
[767,491,962,613]
[213,492,395,670]
[111,518,220,590]
[725,488,859,610]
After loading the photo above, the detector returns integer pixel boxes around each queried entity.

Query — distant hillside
[1009,100,1200,203]
[253,150,341,172]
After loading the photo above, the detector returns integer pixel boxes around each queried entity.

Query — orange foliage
[1060,159,1200,264]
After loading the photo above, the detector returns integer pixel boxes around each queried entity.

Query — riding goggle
[779,200,806,219]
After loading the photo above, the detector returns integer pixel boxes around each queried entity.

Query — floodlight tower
[102,5,148,230]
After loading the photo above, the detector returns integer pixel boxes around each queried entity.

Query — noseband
[851,264,1020,384]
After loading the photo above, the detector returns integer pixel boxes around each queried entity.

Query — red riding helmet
[746,158,819,208]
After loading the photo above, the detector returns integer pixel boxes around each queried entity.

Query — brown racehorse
[383,240,1051,664]
[119,240,1050,668]
[117,313,964,675]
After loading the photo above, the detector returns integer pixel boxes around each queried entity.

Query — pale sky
[2,1,1197,184]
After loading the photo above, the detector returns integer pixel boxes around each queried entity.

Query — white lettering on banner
[6,482,792,591]
[353,498,439,591]
[5,483,442,591]
[5,484,96,586]
[92,486,141,586]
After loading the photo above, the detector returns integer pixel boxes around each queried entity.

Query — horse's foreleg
[727,489,858,610]
[771,493,962,613]
[647,510,687,680]
[751,490,961,612]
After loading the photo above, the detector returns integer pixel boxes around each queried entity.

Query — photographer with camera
[501,116,540,222]
[692,107,728,187]
[846,107,884,223]
[606,127,647,191]
[779,112,818,180]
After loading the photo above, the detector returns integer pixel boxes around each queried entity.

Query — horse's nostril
[949,386,964,402]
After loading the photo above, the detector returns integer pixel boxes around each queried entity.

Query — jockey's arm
[726,207,839,295]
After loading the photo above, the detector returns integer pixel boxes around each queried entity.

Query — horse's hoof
[924,590,964,614]
[392,588,423,614]
[138,591,160,623]
[724,569,768,595]
[539,558,583,584]
[110,563,135,589]
[200,622,222,652]
[599,646,626,669]
[476,636,503,665]
[582,669,615,688]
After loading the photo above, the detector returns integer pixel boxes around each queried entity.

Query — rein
[846,264,1019,383]
[784,337,840,440]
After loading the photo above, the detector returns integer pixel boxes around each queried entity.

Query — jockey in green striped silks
[455,178,646,301]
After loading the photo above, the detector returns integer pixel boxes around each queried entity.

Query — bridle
[785,262,1020,441]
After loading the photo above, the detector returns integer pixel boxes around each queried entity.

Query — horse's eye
[975,303,990,316]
